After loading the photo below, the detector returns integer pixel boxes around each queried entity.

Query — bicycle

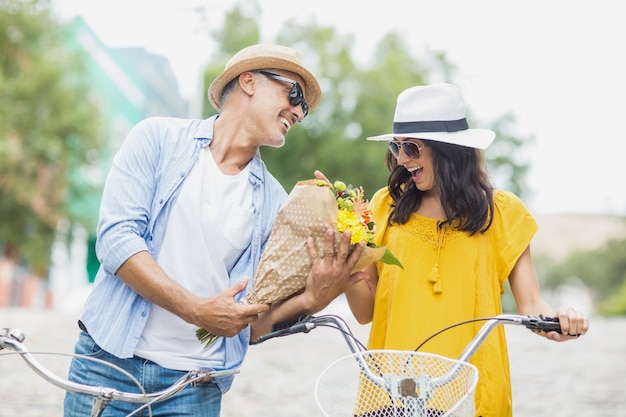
[2,314,561,417]
[0,326,238,417]
[254,313,562,417]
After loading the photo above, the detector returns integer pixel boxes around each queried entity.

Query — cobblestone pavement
[1,303,623,417]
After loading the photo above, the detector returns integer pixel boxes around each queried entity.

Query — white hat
[367,83,495,149]
[208,44,321,113]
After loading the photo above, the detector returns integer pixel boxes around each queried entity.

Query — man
[64,44,365,416]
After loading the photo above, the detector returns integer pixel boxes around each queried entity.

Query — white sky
[52,0,626,216]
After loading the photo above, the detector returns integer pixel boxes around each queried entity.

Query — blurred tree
[0,0,103,275]
[542,234,626,313]
[201,2,261,119]
[203,2,533,201]
[602,274,626,315]
[484,112,533,197]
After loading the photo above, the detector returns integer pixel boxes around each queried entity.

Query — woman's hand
[545,307,590,342]
[314,170,331,185]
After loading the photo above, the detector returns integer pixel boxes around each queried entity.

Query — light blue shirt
[80,115,287,392]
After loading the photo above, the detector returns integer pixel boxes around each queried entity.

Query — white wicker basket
[315,350,478,417]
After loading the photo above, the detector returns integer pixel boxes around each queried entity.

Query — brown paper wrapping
[243,180,386,305]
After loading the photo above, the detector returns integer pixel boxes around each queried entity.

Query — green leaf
[379,248,404,269]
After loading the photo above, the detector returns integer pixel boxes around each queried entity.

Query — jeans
[63,330,222,416]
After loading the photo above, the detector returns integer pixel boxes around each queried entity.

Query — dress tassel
[428,263,442,294]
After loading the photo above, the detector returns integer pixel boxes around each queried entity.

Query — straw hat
[207,44,322,113]
[367,83,495,149]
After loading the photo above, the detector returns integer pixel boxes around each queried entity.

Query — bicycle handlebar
[257,313,562,348]
[0,328,239,417]
[256,313,562,392]
[457,314,561,363]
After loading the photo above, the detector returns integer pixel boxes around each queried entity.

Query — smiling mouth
[406,166,423,177]
[279,116,292,133]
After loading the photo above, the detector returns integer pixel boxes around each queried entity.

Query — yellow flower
[337,208,368,244]
[321,178,402,269]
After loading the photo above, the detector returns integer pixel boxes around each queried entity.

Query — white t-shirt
[135,146,253,370]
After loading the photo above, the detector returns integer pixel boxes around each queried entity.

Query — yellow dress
[368,187,538,417]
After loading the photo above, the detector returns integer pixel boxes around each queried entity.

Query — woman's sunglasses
[259,71,309,117]
[389,140,424,160]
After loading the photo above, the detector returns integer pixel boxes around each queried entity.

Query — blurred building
[0,16,189,310]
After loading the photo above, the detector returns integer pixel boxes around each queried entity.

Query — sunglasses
[259,71,309,117]
[389,140,424,160]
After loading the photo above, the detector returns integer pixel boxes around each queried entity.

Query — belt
[78,320,88,333]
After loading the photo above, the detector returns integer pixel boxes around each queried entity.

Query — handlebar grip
[538,316,562,334]
[525,315,562,334]
[270,316,312,332]
[254,317,315,344]
[253,329,288,344]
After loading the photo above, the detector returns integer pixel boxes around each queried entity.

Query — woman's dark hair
[386,140,494,235]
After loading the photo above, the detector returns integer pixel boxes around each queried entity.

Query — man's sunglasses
[258,71,309,117]
[389,140,424,160]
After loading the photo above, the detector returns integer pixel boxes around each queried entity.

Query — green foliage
[542,234,626,312]
[601,273,626,315]
[484,112,534,197]
[0,0,537,282]
[0,0,103,273]
[204,2,533,202]
[202,3,261,119]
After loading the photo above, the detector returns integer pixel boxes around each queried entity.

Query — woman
[342,83,589,417]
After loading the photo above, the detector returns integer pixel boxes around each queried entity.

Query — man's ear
[238,71,258,97]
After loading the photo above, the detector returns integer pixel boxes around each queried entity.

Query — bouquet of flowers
[196,178,402,348]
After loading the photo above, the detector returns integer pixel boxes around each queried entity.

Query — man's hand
[301,227,367,313]
[249,228,367,342]
[194,278,270,338]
